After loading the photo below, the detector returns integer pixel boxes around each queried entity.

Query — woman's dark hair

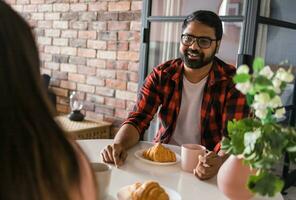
[0,2,82,200]
[182,10,223,40]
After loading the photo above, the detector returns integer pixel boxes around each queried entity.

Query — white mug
[91,162,112,200]
[181,144,206,173]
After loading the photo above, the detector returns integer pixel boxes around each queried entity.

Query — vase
[217,155,255,200]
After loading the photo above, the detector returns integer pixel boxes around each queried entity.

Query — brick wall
[6,0,142,131]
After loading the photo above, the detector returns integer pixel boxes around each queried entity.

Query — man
[101,10,249,179]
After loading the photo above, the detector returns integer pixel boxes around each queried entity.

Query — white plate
[117,185,181,200]
[134,149,180,166]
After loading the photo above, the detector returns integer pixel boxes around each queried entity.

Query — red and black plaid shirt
[124,57,249,152]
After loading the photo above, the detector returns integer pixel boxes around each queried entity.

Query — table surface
[77,139,283,200]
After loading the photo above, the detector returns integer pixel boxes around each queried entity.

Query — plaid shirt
[124,57,249,152]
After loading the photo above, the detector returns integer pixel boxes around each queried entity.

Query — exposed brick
[44,62,60,70]
[116,70,128,81]
[108,1,130,12]
[57,104,70,113]
[86,59,106,68]
[108,21,129,31]
[95,104,114,116]
[97,69,116,79]
[56,96,69,105]
[117,51,139,61]
[23,5,37,12]
[99,31,117,41]
[61,30,78,38]
[86,94,104,104]
[45,29,60,37]
[40,68,51,75]
[12,5,23,12]
[126,100,136,111]
[128,62,139,72]
[53,3,69,12]
[61,63,77,73]
[52,87,68,97]
[31,0,44,4]
[131,1,142,11]
[16,0,29,4]
[69,38,86,48]
[115,90,137,101]
[44,12,60,20]
[60,80,76,90]
[77,83,95,93]
[70,3,87,11]
[44,46,60,54]
[6,0,16,4]
[79,12,97,21]
[38,37,51,45]
[78,30,97,39]
[83,101,95,112]
[116,61,129,70]
[105,97,125,109]
[127,82,138,92]
[49,78,60,87]
[69,56,86,65]
[128,71,139,82]
[115,108,129,119]
[86,76,105,86]
[90,22,106,31]
[85,111,103,121]
[106,79,126,90]
[53,38,68,46]
[68,73,85,83]
[34,28,44,37]
[52,71,68,80]
[95,87,114,97]
[78,48,96,58]
[31,13,44,20]
[38,20,52,28]
[107,41,128,51]
[88,2,107,11]
[77,65,96,76]
[52,54,69,63]
[40,53,52,62]
[97,50,116,60]
[97,12,119,21]
[118,31,140,41]
[38,4,52,12]
[119,12,141,21]
[60,47,77,56]
[53,21,68,29]
[70,21,88,30]
[61,12,79,20]
[106,60,116,69]
[87,40,106,50]
[129,41,140,51]
[130,21,141,31]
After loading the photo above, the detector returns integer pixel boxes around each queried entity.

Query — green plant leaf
[287,146,296,152]
[254,76,273,90]
[248,172,283,197]
[253,57,265,73]
[233,74,251,83]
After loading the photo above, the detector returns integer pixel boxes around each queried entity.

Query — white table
[78,139,283,200]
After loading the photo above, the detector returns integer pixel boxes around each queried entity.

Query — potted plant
[218,58,296,198]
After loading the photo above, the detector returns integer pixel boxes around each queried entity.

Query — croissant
[131,181,169,200]
[143,143,176,162]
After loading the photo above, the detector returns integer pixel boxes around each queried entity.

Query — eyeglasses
[181,34,217,49]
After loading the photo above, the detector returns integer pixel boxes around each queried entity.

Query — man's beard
[180,48,216,69]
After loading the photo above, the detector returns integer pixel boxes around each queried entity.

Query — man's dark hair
[182,10,223,40]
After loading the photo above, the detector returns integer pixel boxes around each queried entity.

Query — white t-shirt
[170,75,208,145]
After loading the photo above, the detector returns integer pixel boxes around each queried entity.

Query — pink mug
[181,144,206,173]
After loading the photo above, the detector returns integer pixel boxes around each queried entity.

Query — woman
[0,2,97,200]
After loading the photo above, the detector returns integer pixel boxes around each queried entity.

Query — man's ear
[216,41,221,53]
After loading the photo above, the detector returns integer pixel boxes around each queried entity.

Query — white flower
[268,96,283,108]
[237,65,249,74]
[275,68,294,82]
[272,78,282,94]
[254,93,270,104]
[259,66,274,79]
[255,109,268,119]
[235,81,252,94]
[274,108,286,119]
[252,102,267,110]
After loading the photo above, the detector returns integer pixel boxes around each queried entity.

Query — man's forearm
[114,124,140,150]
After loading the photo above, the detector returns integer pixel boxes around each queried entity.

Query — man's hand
[101,143,127,167]
[193,151,223,180]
